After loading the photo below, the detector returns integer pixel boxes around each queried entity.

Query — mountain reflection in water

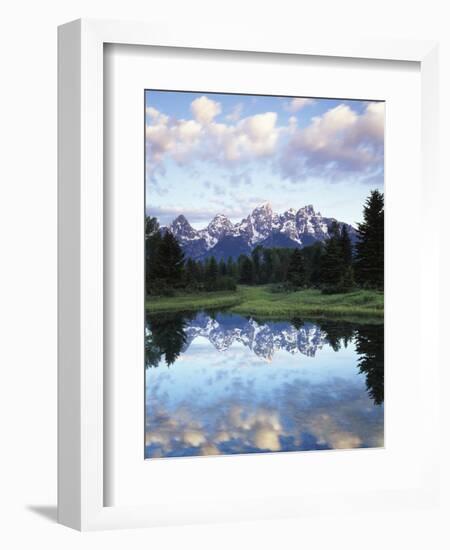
[145,311,384,459]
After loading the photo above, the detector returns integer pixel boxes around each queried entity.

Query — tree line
[146,190,384,296]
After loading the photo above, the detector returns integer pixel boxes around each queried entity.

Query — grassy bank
[231,286,383,322]
[146,285,384,322]
[145,290,243,313]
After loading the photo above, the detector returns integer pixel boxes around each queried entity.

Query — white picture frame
[58,18,440,531]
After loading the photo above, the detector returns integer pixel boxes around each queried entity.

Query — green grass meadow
[146,285,384,322]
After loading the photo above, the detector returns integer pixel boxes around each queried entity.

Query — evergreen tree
[271,252,282,283]
[340,225,353,268]
[303,242,324,287]
[226,256,237,279]
[218,259,227,277]
[205,257,219,289]
[237,254,248,280]
[145,216,162,295]
[286,248,306,288]
[354,190,384,289]
[154,231,185,287]
[277,249,291,281]
[262,248,274,283]
[239,256,254,284]
[320,222,344,289]
[185,258,198,285]
[251,246,263,284]
[145,216,160,238]
[196,260,205,283]
[339,266,356,292]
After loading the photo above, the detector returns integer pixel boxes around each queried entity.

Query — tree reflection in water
[145,312,192,367]
[354,324,384,405]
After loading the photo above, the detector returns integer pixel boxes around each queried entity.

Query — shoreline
[145,286,384,324]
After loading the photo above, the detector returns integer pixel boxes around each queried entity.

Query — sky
[145,90,384,228]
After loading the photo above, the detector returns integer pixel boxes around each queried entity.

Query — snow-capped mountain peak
[168,214,199,241]
[165,202,356,260]
[206,213,234,233]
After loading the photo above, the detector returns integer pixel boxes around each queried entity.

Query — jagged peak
[298,204,316,215]
[210,213,231,222]
[169,214,197,237]
[252,201,273,213]
[207,213,233,231]
[171,213,190,224]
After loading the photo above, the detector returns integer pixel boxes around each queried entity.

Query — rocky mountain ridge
[164,202,356,260]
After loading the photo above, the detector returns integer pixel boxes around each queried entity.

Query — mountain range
[164,202,356,260]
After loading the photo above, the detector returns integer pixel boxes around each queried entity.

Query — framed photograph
[143,89,385,461]
[58,19,440,530]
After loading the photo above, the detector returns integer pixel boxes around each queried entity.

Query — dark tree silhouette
[251,245,263,284]
[354,324,384,405]
[226,256,237,278]
[218,259,227,277]
[146,312,189,366]
[205,257,219,289]
[145,215,160,238]
[354,190,384,289]
[145,217,162,294]
[145,332,162,369]
[154,231,185,286]
[262,248,274,283]
[286,248,306,288]
[318,320,357,351]
[340,225,353,268]
[320,222,344,288]
[239,256,254,284]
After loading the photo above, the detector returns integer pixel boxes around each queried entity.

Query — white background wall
[0,1,448,548]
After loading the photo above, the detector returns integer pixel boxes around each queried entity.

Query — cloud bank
[146,95,384,184]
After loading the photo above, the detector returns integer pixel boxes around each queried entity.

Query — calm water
[145,311,384,459]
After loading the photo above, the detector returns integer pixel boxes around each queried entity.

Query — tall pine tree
[154,231,185,287]
[320,222,344,288]
[251,245,263,284]
[239,256,254,284]
[205,257,219,289]
[340,225,353,267]
[286,248,306,288]
[354,190,384,289]
[145,216,162,295]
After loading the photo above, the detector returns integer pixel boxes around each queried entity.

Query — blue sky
[145,90,384,227]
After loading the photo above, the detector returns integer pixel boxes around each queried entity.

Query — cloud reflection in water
[145,313,384,458]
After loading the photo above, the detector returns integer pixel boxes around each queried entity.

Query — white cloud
[286,97,315,112]
[145,107,202,170]
[281,102,384,181]
[237,112,279,156]
[225,103,243,122]
[146,99,280,172]
[191,95,221,125]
